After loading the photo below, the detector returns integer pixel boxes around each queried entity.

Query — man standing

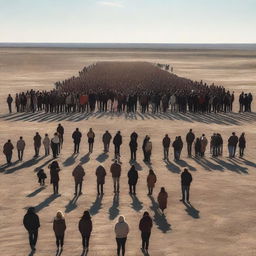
[139,211,153,253]
[228,132,239,158]
[33,132,42,158]
[96,165,106,195]
[17,136,26,161]
[102,130,112,153]
[23,207,40,251]
[129,136,138,162]
[110,160,121,193]
[72,128,82,154]
[3,139,14,164]
[57,124,64,148]
[113,131,122,160]
[180,168,193,203]
[186,129,195,157]
[72,163,85,196]
[7,94,13,113]
[162,134,171,160]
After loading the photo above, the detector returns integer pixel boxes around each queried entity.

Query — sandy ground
[0,48,256,256]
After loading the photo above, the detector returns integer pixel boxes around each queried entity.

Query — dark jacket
[3,142,14,155]
[129,139,138,151]
[57,125,64,136]
[33,134,42,147]
[102,132,112,144]
[128,167,138,185]
[72,130,82,143]
[186,132,195,144]
[53,218,66,236]
[110,162,121,177]
[79,218,92,236]
[181,171,192,186]
[96,166,106,184]
[113,133,122,146]
[228,135,238,146]
[139,216,153,233]
[72,165,85,183]
[49,162,60,184]
[162,136,171,148]
[23,209,40,231]
[238,136,246,148]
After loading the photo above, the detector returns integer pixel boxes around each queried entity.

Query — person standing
[3,139,14,164]
[79,211,93,251]
[72,128,82,154]
[142,135,149,161]
[87,128,95,153]
[228,132,239,158]
[17,136,25,161]
[200,134,208,157]
[33,132,42,158]
[7,94,13,113]
[43,134,50,156]
[172,136,183,161]
[113,131,122,159]
[53,211,66,252]
[51,133,60,158]
[57,124,64,148]
[37,169,47,186]
[72,163,85,196]
[129,136,138,162]
[115,216,129,256]
[147,169,157,195]
[144,137,152,163]
[186,129,195,157]
[110,160,121,193]
[23,207,40,251]
[102,130,112,152]
[162,134,171,160]
[139,211,153,253]
[49,161,61,194]
[127,165,138,195]
[96,165,106,195]
[130,131,138,142]
[180,168,193,203]
[239,132,246,157]
[157,187,168,214]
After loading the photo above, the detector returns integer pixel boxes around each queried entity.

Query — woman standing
[79,211,93,251]
[127,165,138,195]
[147,169,157,196]
[115,216,129,256]
[49,161,61,194]
[53,211,66,252]
[157,187,168,214]
[87,128,95,153]
[239,132,246,157]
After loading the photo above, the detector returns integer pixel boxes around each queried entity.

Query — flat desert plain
[0,48,256,256]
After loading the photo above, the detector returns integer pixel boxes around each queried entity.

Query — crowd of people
[6,62,253,115]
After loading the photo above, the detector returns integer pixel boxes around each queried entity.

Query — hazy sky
[0,0,256,43]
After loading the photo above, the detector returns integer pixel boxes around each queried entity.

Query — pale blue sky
[0,0,255,43]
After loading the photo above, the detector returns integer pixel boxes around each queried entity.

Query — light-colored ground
[0,48,256,256]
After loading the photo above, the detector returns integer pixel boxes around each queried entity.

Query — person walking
[239,132,246,157]
[72,163,85,196]
[43,134,50,156]
[87,128,95,153]
[115,216,129,256]
[228,132,239,158]
[102,130,112,152]
[157,187,168,214]
[79,211,93,251]
[129,136,138,162]
[147,169,157,195]
[7,94,13,113]
[51,133,60,158]
[17,136,25,161]
[3,139,14,164]
[96,165,106,195]
[186,129,195,157]
[57,124,64,148]
[33,132,42,157]
[128,165,138,195]
[180,168,193,203]
[113,131,122,160]
[23,207,40,251]
[162,134,171,160]
[49,161,61,194]
[53,211,66,252]
[110,160,121,193]
[72,128,82,154]
[139,211,153,253]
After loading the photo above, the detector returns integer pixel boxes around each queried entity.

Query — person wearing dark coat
[238,132,246,157]
[23,207,40,251]
[162,134,171,160]
[139,211,153,252]
[79,211,93,250]
[129,137,138,161]
[172,136,183,160]
[72,164,85,196]
[7,94,13,113]
[53,211,66,251]
[110,160,121,193]
[3,139,14,164]
[57,124,64,148]
[127,165,138,194]
[102,130,112,152]
[113,131,122,159]
[147,169,157,195]
[17,136,26,161]
[157,187,168,214]
[228,132,239,158]
[142,135,149,161]
[49,161,61,194]
[33,132,42,157]
[195,137,201,157]
[96,165,106,195]
[72,128,82,154]
[37,169,47,186]
[180,168,193,203]
[130,131,138,142]
[186,129,195,157]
